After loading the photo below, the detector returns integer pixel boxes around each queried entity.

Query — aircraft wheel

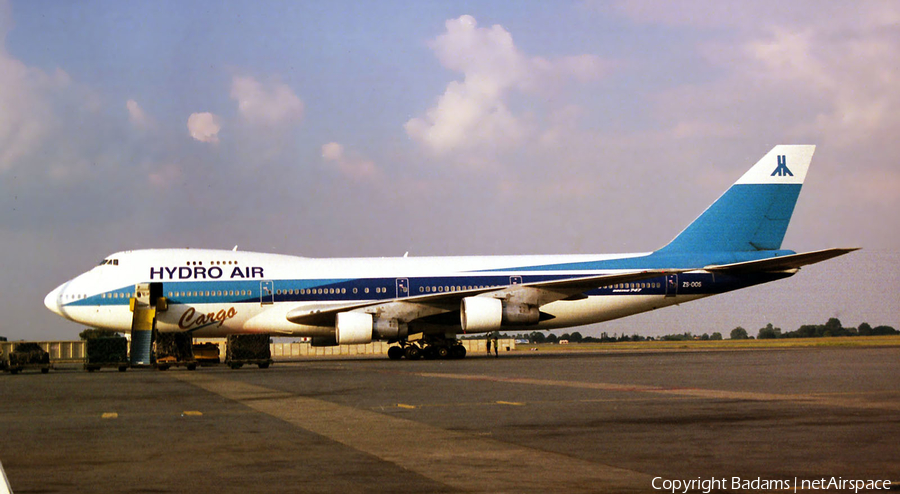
[451,345,467,359]
[118,366,128,372]
[387,346,404,360]
[404,345,422,360]
[436,346,451,359]
[422,346,438,360]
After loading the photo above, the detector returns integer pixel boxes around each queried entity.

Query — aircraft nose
[44,284,64,316]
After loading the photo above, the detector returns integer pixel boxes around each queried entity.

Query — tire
[436,346,451,359]
[187,363,197,371]
[258,362,269,369]
[387,346,404,360]
[41,368,50,374]
[118,366,128,372]
[451,345,467,359]
[404,345,422,360]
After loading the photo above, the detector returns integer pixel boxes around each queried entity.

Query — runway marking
[373,396,677,412]
[172,372,652,493]
[181,410,203,417]
[495,401,524,406]
[410,372,900,411]
[101,412,118,419]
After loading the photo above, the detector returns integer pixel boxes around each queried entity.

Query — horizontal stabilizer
[704,248,859,273]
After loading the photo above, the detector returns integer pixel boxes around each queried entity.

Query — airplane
[44,145,856,360]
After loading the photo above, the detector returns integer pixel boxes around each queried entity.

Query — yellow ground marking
[396,403,417,409]
[101,412,118,419]
[171,372,651,493]
[495,401,524,406]
[411,372,900,412]
[182,411,203,417]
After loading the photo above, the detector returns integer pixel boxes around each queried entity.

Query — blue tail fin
[658,145,815,253]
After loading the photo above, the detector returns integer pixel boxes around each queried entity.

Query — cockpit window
[98,259,119,266]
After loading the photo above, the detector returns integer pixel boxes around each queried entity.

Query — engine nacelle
[461,297,540,332]
[310,335,338,347]
[503,302,540,325]
[373,317,408,340]
[335,312,407,344]
[461,297,502,332]
[335,312,374,345]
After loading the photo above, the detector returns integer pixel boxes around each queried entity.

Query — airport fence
[0,341,85,363]
[1,338,517,365]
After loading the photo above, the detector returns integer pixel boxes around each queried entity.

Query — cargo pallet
[226,359,272,370]
[84,362,129,372]
[4,363,51,375]
[225,334,273,370]
[155,357,198,371]
[3,343,51,375]
[84,337,130,372]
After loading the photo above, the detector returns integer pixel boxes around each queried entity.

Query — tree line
[730,318,898,340]
[498,318,897,343]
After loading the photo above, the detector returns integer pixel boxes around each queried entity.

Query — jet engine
[335,312,408,345]
[460,297,540,332]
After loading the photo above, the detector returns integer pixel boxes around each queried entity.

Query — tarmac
[1,347,898,493]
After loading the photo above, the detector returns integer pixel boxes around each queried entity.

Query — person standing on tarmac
[486,337,492,356]
[493,334,499,357]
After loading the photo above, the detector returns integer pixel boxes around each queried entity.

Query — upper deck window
[98,259,119,266]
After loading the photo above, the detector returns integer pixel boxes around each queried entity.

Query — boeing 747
[44,145,855,359]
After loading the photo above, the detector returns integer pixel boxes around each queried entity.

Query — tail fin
[658,145,815,253]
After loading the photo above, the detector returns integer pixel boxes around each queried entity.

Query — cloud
[230,75,304,127]
[0,48,70,174]
[187,112,222,143]
[736,25,900,144]
[405,15,608,156]
[321,142,379,180]
[126,99,151,128]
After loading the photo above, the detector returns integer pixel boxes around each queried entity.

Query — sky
[1,0,898,341]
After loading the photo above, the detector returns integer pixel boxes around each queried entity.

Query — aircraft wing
[703,248,859,274]
[285,269,679,327]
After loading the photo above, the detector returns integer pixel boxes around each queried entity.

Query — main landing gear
[388,335,467,361]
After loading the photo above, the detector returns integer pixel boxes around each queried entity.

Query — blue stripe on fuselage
[63,252,798,309]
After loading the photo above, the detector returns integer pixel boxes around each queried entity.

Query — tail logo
[771,155,793,177]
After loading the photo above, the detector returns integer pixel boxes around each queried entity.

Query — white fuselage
[45,248,712,338]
